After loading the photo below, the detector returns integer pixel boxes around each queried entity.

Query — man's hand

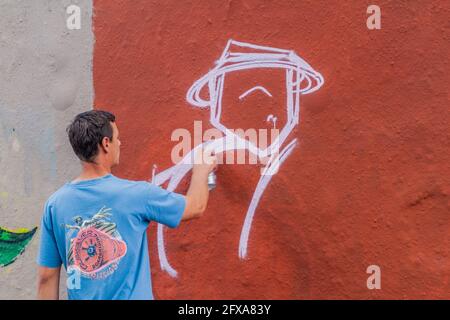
[192,146,218,177]
[181,147,218,221]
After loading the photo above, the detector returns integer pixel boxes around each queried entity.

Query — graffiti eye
[239,86,273,100]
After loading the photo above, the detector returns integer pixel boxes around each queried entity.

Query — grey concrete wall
[0,0,93,299]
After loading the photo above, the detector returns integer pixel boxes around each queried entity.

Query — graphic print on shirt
[64,206,127,280]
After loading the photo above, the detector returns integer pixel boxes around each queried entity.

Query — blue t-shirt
[37,174,185,300]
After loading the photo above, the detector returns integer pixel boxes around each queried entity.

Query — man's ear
[100,136,110,153]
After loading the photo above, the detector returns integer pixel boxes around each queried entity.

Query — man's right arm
[181,149,217,221]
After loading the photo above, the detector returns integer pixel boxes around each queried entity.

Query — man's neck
[73,162,112,183]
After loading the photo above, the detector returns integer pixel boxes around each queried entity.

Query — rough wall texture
[94,0,449,299]
[1,0,447,300]
[0,0,93,299]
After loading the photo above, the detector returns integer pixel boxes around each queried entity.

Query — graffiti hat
[186,39,324,109]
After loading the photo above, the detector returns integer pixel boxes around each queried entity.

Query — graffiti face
[186,39,324,156]
[219,68,288,148]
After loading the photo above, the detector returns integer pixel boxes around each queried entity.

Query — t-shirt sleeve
[141,182,186,228]
[36,200,62,268]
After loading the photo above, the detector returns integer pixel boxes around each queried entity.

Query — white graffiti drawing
[239,86,273,100]
[152,39,324,277]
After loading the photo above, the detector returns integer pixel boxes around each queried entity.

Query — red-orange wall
[93,0,449,299]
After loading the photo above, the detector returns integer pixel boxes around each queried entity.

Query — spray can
[207,171,216,190]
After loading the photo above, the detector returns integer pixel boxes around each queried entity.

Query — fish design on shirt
[64,206,127,280]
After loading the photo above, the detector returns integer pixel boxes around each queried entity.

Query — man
[36,110,216,300]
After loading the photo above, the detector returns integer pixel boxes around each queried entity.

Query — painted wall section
[0,0,94,299]
[93,0,449,299]
[0,227,37,267]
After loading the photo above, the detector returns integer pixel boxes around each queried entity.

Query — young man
[36,110,216,300]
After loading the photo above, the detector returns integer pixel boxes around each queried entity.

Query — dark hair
[66,110,116,163]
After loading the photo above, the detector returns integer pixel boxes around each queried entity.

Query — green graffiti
[0,226,37,267]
